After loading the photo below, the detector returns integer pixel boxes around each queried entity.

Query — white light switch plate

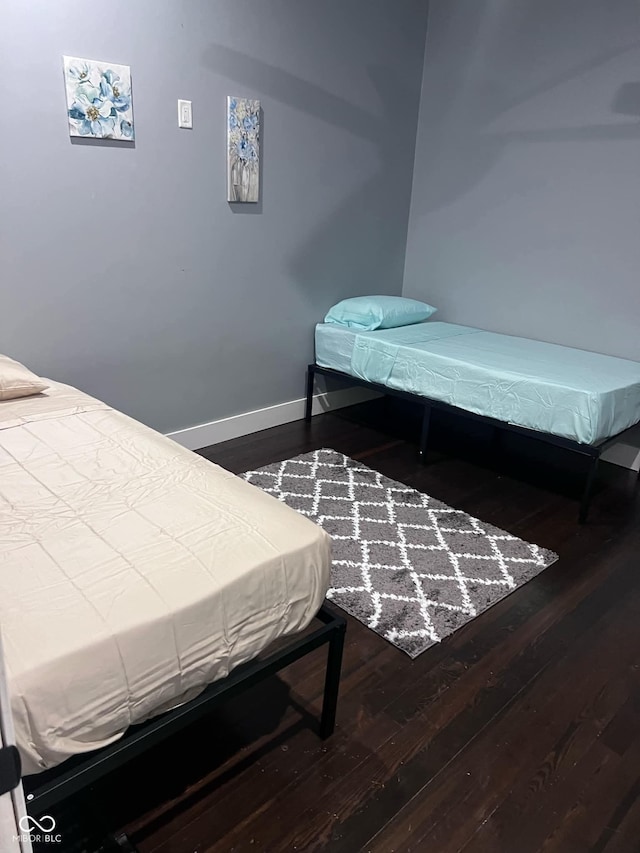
[178,99,192,128]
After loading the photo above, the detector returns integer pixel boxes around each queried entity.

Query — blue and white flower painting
[63,56,134,141]
[227,96,260,202]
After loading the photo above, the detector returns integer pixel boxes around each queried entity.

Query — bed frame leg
[579,455,600,524]
[305,364,316,423]
[113,832,139,851]
[491,425,504,465]
[419,405,431,465]
[64,791,140,851]
[319,617,346,739]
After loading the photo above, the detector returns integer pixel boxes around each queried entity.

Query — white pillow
[0,354,48,401]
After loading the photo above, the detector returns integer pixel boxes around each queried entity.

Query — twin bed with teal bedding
[315,321,640,446]
[309,317,640,521]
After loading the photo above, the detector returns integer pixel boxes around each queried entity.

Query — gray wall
[0,0,428,433]
[404,0,640,361]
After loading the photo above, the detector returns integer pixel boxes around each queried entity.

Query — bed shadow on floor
[326,396,638,515]
[43,675,311,850]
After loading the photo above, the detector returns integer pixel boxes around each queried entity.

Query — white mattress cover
[0,382,331,775]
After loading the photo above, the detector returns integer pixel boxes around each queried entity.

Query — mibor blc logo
[15,814,63,844]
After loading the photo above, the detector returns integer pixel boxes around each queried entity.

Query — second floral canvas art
[63,56,134,141]
[227,97,260,203]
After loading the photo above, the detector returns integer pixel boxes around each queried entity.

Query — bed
[0,377,341,836]
[309,321,640,520]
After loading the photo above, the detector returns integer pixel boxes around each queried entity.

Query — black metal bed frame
[22,604,346,848]
[0,744,20,797]
[306,363,639,523]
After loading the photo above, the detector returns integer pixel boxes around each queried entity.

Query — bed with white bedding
[0,381,331,776]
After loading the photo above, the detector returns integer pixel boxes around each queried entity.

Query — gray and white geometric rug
[243,449,558,658]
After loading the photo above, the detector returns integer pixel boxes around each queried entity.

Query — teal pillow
[324,295,437,331]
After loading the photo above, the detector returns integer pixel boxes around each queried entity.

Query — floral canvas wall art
[227,96,260,203]
[63,56,134,141]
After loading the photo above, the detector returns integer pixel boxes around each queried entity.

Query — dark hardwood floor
[54,399,640,852]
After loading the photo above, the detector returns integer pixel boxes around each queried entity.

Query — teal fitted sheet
[314,322,640,445]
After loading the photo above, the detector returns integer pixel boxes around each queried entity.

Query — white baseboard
[168,389,640,471]
[600,426,640,472]
[166,386,381,451]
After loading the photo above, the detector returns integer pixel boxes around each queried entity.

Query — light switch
[178,99,192,128]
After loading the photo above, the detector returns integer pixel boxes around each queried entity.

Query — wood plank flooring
[53,399,640,852]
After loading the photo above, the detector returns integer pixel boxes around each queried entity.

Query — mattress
[315,322,640,445]
[0,382,330,775]
[315,323,359,375]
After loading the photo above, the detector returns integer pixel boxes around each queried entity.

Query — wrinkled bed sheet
[315,322,640,444]
[0,382,330,774]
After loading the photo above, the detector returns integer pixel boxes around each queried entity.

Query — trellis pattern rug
[243,449,558,657]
